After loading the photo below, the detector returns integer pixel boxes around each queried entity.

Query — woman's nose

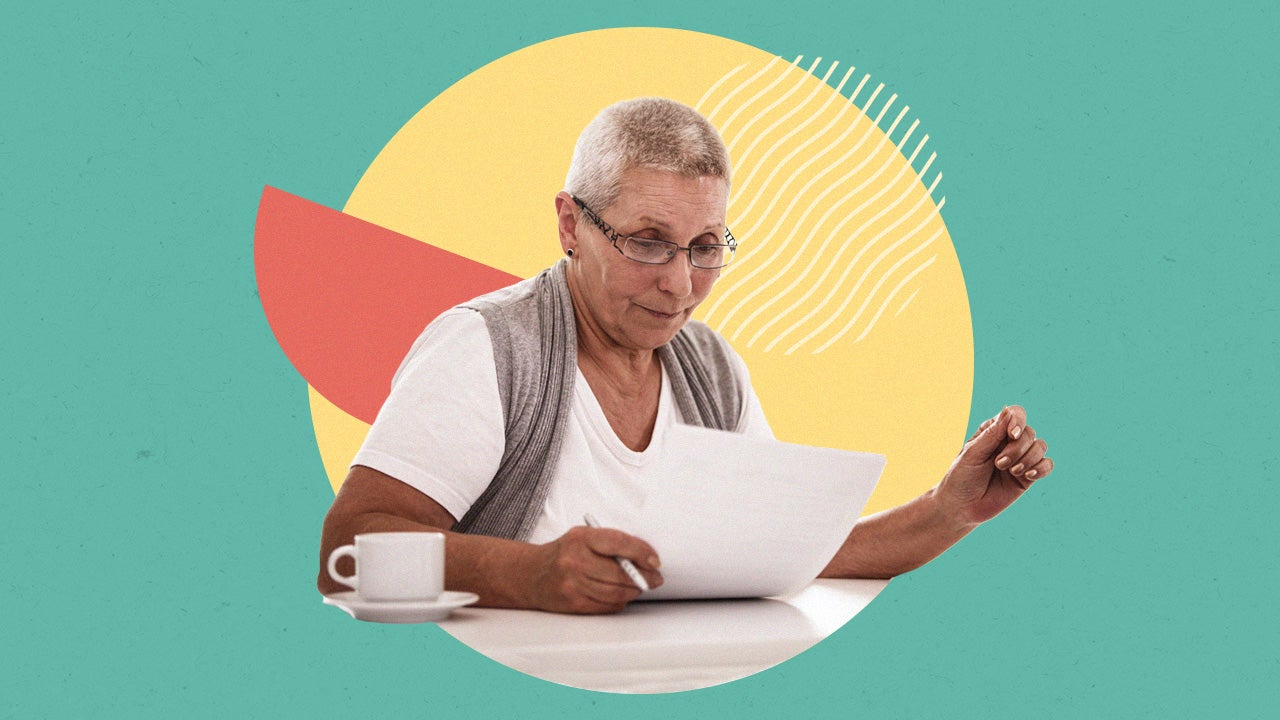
[657,255,693,298]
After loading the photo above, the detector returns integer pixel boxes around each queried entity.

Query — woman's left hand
[936,405,1055,528]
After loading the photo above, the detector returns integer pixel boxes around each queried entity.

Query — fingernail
[1026,470,1038,479]
[1010,463,1024,475]
[649,556,660,569]
[995,456,1010,469]
[1011,425,1023,439]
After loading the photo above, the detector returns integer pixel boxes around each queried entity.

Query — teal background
[4,1,1276,717]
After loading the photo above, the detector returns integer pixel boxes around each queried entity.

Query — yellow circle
[311,28,972,516]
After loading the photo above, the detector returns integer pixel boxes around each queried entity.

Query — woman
[319,98,1053,614]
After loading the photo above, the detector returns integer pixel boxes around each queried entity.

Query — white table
[438,578,889,693]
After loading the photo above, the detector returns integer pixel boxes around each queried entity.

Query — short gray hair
[565,97,732,212]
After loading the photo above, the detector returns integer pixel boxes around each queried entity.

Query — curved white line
[847,72,870,104]
[718,113,921,335]
[849,257,936,346]
[718,56,805,138]
[738,140,935,345]
[829,254,937,351]
[726,57,824,157]
[705,56,783,125]
[709,98,905,324]
[783,199,946,355]
[894,287,921,318]
[747,141,936,345]
[732,59,838,167]
[727,79,885,263]
[729,65,858,217]
[765,175,941,352]
[696,63,750,112]
[704,96,905,323]
[790,225,942,356]
[755,145,939,351]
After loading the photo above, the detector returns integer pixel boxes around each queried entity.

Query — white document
[631,424,885,600]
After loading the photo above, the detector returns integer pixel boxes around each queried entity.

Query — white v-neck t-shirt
[352,308,774,543]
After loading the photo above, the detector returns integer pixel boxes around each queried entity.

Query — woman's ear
[554,191,579,257]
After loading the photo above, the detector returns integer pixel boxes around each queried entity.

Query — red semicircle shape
[254,186,519,424]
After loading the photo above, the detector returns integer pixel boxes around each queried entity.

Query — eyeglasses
[573,196,738,269]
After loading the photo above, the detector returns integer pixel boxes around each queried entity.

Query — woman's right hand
[527,525,663,614]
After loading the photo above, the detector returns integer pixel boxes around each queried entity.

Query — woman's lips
[637,304,682,319]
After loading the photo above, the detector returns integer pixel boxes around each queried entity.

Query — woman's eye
[629,238,671,256]
[691,245,723,261]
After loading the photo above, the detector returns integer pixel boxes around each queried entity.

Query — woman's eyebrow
[630,215,724,234]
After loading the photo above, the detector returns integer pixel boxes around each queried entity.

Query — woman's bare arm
[319,465,663,613]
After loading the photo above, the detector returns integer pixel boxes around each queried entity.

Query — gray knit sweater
[452,259,746,541]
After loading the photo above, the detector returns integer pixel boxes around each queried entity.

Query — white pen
[582,513,650,592]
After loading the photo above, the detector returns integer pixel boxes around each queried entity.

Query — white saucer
[323,591,479,624]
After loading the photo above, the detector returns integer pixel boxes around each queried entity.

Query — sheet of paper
[629,424,885,600]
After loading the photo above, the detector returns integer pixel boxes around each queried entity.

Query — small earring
[566,248,575,257]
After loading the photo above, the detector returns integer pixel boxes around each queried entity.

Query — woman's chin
[637,325,686,351]
[609,321,684,352]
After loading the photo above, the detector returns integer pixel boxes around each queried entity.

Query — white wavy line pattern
[724,57,823,158]
[731,133,933,343]
[847,255,936,346]
[702,98,907,321]
[767,173,944,353]
[894,287,922,318]
[817,250,938,353]
[704,56,784,125]
[695,57,948,354]
[747,140,936,348]
[696,63,749,110]
[780,198,946,354]
[713,56,804,139]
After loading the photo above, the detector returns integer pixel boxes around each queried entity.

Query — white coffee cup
[327,532,445,602]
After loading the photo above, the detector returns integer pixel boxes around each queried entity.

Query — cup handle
[327,544,358,590]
